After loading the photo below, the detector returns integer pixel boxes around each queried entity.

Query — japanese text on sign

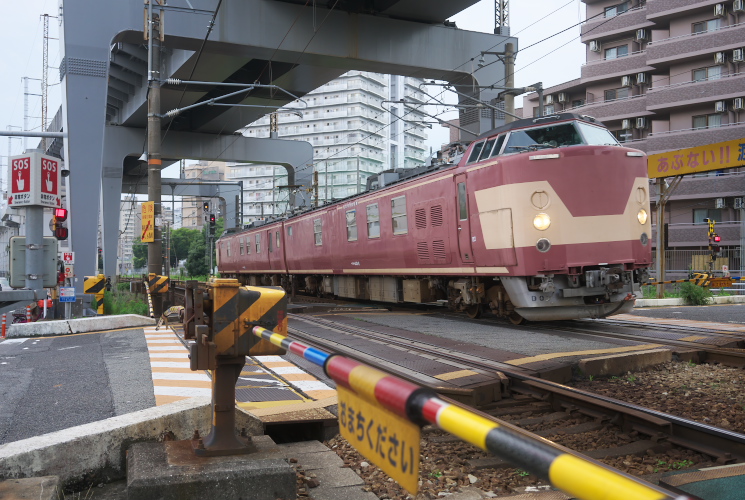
[141,201,154,243]
[337,386,420,494]
[648,138,745,179]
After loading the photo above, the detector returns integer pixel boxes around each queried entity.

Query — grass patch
[679,282,712,306]
[102,290,149,316]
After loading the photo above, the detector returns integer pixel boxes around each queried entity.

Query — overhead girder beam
[101,125,314,278]
[108,65,142,89]
[61,0,513,279]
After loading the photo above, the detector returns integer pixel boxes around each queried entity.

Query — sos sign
[8,153,61,208]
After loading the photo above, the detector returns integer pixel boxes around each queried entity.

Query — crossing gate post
[83,274,107,314]
[182,278,288,456]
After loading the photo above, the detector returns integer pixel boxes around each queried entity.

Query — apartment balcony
[581,52,651,82]
[649,173,745,200]
[646,121,745,155]
[652,223,742,248]
[576,94,648,122]
[646,24,745,66]
[647,72,745,111]
[580,6,650,43]
[647,0,715,21]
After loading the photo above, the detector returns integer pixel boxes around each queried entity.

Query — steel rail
[288,314,745,463]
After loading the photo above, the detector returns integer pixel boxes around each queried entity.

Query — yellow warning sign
[337,386,420,494]
[648,138,745,179]
[141,201,154,242]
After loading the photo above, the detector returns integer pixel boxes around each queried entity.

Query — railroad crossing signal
[53,207,68,240]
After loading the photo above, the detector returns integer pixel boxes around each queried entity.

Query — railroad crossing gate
[147,274,169,294]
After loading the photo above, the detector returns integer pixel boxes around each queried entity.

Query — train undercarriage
[224,266,648,323]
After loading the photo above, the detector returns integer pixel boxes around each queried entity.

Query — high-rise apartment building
[523,0,744,260]
[233,71,429,222]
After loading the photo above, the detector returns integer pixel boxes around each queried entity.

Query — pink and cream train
[217,113,652,323]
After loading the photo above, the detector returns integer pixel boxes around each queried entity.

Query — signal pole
[146,2,164,316]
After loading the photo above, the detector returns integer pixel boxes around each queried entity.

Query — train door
[455,173,474,263]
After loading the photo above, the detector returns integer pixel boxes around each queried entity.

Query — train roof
[473,113,605,141]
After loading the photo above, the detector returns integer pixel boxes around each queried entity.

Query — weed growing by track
[102,290,149,316]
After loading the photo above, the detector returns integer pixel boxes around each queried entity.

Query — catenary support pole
[656,178,666,299]
[503,43,515,124]
[146,6,164,316]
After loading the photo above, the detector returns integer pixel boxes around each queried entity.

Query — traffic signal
[209,214,216,236]
[53,208,68,240]
[711,233,721,255]
[203,201,210,211]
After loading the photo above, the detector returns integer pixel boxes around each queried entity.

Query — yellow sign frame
[337,386,420,494]
[141,201,154,242]
[647,137,745,179]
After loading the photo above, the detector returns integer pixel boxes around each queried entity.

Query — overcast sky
[0,0,586,180]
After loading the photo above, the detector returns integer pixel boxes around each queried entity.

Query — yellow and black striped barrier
[147,273,169,294]
[84,274,106,314]
[645,273,710,287]
[253,326,686,500]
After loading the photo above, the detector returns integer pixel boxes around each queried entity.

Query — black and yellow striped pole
[645,272,710,287]
[83,274,106,315]
[183,278,287,456]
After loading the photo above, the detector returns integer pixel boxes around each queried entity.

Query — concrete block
[7,320,70,338]
[0,398,263,489]
[0,476,59,500]
[578,349,672,377]
[126,438,295,500]
[68,314,156,333]
[278,440,330,454]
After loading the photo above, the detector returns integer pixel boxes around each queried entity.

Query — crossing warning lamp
[53,208,68,241]
[711,233,721,256]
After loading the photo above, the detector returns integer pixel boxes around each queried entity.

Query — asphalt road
[0,328,155,445]
[629,303,745,325]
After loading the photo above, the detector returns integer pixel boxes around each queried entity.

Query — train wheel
[465,305,482,319]
[508,312,525,325]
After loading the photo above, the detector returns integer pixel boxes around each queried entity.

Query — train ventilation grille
[415,208,427,229]
[432,240,447,260]
[417,242,430,261]
[431,205,443,226]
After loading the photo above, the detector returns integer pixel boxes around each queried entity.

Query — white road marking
[151,372,211,381]
[153,386,212,397]
[292,380,334,392]
[58,346,80,350]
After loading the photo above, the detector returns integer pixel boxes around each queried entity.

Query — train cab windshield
[504,121,619,153]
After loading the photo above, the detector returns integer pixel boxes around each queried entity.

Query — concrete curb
[7,314,156,338]
[634,295,745,307]
[0,398,263,489]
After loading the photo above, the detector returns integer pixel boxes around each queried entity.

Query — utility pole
[313,171,319,207]
[146,1,164,316]
[41,14,57,152]
[503,43,515,124]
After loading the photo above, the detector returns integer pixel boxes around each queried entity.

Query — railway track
[288,314,745,469]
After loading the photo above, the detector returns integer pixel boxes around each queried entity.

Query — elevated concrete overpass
[57,0,516,279]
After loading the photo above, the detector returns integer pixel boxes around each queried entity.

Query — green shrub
[103,290,149,316]
[679,282,712,305]
[117,282,130,292]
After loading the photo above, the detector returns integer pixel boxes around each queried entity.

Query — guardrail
[252,326,688,500]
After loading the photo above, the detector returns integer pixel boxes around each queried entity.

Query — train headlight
[637,209,648,225]
[533,213,551,231]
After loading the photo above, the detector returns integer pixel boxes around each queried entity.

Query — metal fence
[650,249,742,279]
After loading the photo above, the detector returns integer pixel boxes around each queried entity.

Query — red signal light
[54,208,68,222]
[713,235,721,242]
[54,227,69,241]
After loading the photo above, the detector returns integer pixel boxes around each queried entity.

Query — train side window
[314,218,323,246]
[287,226,293,237]
[466,141,485,163]
[490,135,506,157]
[227,242,231,257]
[256,233,261,253]
[458,183,468,220]
[477,138,496,161]
[269,232,273,253]
[346,210,358,241]
[239,238,244,255]
[246,235,251,254]
[367,204,380,238]
[276,231,281,249]
[391,195,408,235]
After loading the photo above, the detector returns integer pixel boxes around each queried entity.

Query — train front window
[576,122,619,146]
[467,141,485,163]
[505,123,583,153]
